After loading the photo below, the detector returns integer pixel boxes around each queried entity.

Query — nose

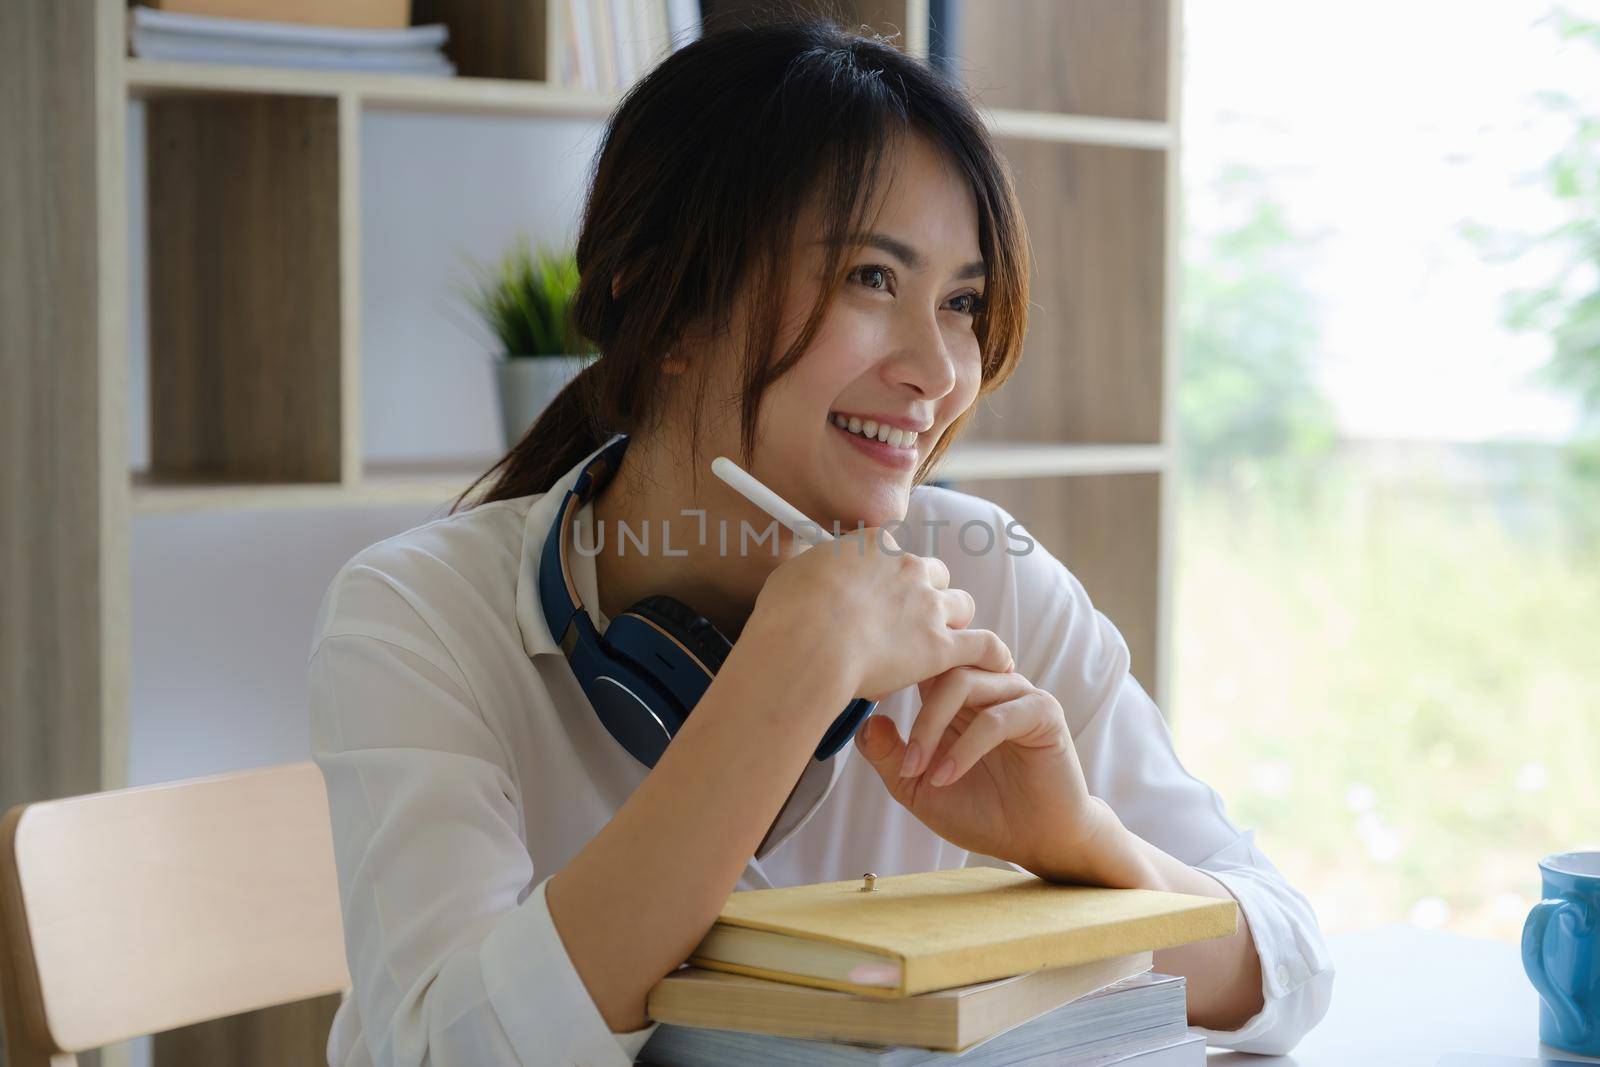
[884,314,959,400]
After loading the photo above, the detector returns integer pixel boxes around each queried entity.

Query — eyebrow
[815,233,987,281]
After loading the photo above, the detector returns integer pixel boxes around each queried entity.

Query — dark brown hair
[448,8,1030,515]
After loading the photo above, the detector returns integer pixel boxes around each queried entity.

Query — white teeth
[829,413,918,449]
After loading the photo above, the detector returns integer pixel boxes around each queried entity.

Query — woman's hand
[748,527,1014,715]
[853,667,1144,888]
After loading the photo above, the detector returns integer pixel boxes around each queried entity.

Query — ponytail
[448,359,609,514]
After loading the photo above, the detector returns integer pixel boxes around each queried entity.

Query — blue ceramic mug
[1522,850,1600,1056]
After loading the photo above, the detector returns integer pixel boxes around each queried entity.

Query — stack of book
[128,5,455,76]
[639,867,1238,1066]
[552,0,701,93]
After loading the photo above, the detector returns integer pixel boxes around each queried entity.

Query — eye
[848,264,988,317]
[951,291,988,316]
[848,263,892,292]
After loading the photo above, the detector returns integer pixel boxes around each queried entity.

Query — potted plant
[462,237,599,450]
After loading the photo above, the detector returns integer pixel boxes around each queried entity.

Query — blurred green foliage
[1458,4,1600,538]
[1179,165,1338,499]
[1172,470,1600,941]
[1171,5,1600,941]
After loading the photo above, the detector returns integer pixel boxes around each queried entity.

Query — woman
[308,17,1333,1067]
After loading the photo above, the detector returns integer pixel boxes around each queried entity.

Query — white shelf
[931,442,1168,481]
[124,61,1173,150]
[984,108,1172,150]
[131,457,499,515]
[125,59,622,120]
[131,444,1167,515]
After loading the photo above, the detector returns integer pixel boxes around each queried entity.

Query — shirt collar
[514,433,624,660]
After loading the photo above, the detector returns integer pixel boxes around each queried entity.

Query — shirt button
[1275,963,1293,989]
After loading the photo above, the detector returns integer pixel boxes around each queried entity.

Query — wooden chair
[0,761,351,1066]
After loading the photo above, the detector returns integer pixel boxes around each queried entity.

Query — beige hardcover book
[646,951,1155,1052]
[686,867,1237,998]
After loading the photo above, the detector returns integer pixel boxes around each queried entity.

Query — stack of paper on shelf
[640,866,1236,1065]
[128,6,455,76]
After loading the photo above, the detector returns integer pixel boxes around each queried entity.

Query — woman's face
[744,134,988,532]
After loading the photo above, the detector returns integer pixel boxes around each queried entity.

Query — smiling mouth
[827,411,920,450]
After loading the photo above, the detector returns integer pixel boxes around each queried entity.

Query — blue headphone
[539,433,876,769]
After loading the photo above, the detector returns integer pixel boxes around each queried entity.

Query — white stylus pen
[711,456,834,546]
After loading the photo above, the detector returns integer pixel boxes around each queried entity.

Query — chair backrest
[0,761,351,1065]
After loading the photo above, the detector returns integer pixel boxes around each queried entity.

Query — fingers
[902,668,1034,778]
[947,627,1014,675]
[916,554,971,627]
[924,693,1053,788]
[940,587,977,629]
[855,713,909,784]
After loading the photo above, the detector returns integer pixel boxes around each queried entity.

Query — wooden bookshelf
[1,1,1183,1063]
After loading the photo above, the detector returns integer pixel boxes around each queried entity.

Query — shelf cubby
[942,0,1171,122]
[144,93,345,484]
[966,137,1169,446]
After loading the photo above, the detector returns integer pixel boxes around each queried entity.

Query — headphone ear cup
[628,594,733,675]
[608,593,868,764]
[598,595,732,744]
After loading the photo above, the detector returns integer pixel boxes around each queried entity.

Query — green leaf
[459,235,595,357]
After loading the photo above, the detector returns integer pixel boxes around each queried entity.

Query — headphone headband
[539,434,630,656]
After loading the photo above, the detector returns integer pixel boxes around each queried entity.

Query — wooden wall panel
[969,139,1167,445]
[940,0,1170,120]
[2,2,127,1063]
[1,0,114,814]
[945,474,1163,705]
[146,95,343,484]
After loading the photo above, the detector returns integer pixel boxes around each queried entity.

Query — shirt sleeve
[995,508,1336,1057]
[309,563,660,1067]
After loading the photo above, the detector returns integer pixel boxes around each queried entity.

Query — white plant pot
[494,354,596,450]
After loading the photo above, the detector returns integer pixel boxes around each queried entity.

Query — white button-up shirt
[308,436,1335,1067]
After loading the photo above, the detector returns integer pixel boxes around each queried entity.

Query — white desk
[1205,924,1600,1066]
